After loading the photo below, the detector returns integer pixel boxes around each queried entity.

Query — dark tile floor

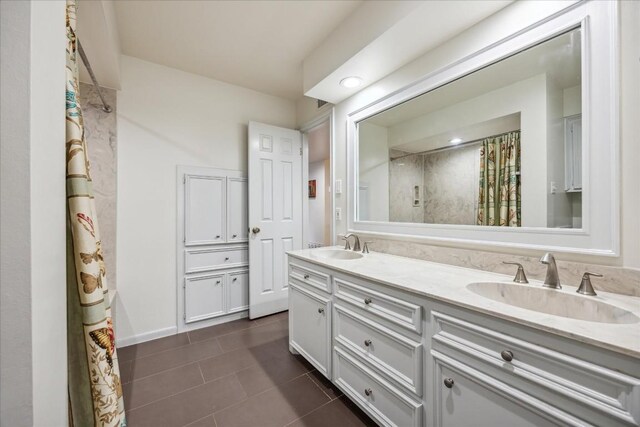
[118,311,376,427]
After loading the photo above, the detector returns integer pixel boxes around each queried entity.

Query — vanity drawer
[334,304,422,396]
[333,346,422,427]
[431,311,640,426]
[289,261,331,293]
[334,276,421,335]
[185,246,248,273]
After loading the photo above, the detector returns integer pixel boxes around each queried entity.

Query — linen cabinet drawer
[334,277,421,334]
[289,261,331,293]
[334,304,422,396]
[185,246,248,273]
[333,346,422,427]
[432,311,640,426]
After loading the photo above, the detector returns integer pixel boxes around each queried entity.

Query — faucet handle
[362,241,374,254]
[577,272,603,296]
[502,262,529,284]
[340,236,351,250]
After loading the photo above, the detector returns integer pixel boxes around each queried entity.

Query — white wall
[308,160,327,245]
[299,0,640,270]
[358,122,389,221]
[116,56,296,343]
[0,1,67,425]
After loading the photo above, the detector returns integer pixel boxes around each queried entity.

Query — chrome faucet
[540,253,561,289]
[344,233,361,252]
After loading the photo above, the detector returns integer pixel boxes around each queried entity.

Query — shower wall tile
[79,83,117,289]
[423,146,477,225]
[389,153,424,223]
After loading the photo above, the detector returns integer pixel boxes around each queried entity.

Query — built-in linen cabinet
[287,255,640,427]
[178,166,249,332]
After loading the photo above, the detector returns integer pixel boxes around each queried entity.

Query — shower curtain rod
[77,39,112,113]
[391,129,520,160]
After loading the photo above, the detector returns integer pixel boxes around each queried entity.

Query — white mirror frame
[347,1,619,257]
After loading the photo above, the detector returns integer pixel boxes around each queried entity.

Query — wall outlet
[335,207,342,221]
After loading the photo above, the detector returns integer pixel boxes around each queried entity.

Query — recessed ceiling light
[340,76,362,88]
[449,138,463,144]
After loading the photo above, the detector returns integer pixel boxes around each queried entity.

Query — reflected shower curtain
[477,131,521,227]
[66,1,126,425]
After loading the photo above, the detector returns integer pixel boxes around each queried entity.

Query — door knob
[252,227,261,234]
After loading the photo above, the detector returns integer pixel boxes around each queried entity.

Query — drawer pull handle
[317,307,325,314]
[364,297,372,305]
[444,378,454,389]
[501,350,514,362]
[303,274,310,279]
[364,388,372,396]
[225,257,230,261]
[364,339,372,347]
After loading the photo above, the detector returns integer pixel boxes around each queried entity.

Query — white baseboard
[116,326,177,348]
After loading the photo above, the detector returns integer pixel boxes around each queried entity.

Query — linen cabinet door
[226,177,248,242]
[185,273,225,323]
[227,270,249,313]
[185,174,226,245]
[289,284,331,378]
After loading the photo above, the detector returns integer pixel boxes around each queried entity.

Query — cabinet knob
[364,339,372,347]
[225,257,230,261]
[317,307,325,314]
[303,274,310,279]
[232,277,237,282]
[252,227,261,234]
[216,235,221,239]
[232,234,237,238]
[216,280,221,285]
[364,388,372,396]
[364,297,372,305]
[444,378,454,389]
[501,350,514,362]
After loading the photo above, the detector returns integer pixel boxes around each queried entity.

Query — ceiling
[113,0,361,100]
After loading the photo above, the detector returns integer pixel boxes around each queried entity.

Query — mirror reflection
[358,28,582,228]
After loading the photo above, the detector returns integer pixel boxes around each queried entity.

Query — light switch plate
[335,179,342,194]
[335,208,342,221]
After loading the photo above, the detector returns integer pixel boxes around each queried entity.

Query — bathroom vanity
[287,248,640,427]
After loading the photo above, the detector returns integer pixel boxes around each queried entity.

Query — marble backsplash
[79,83,117,289]
[367,238,640,297]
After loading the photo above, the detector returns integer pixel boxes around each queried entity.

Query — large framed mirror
[347,2,619,256]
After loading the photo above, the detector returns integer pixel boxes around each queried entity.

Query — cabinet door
[185,273,225,323]
[227,177,248,242]
[435,358,565,427]
[227,270,249,313]
[289,284,331,378]
[185,175,225,245]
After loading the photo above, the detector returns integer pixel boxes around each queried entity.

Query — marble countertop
[288,247,640,358]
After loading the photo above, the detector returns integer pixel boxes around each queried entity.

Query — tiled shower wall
[79,82,117,289]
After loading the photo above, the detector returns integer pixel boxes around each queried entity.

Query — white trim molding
[346,1,619,257]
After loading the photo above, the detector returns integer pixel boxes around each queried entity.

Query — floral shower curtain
[476,131,521,227]
[66,1,126,425]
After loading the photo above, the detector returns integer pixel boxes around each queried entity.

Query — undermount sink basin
[466,282,640,324]
[311,249,363,261]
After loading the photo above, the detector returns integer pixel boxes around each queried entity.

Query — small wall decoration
[309,180,317,198]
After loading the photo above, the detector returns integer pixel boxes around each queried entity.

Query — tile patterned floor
[118,312,376,427]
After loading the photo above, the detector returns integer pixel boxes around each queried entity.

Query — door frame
[300,108,336,248]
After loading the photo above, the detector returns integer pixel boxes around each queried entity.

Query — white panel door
[185,175,225,245]
[227,177,248,242]
[248,121,302,318]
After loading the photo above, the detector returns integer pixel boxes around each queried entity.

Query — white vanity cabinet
[178,166,249,332]
[287,254,640,427]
